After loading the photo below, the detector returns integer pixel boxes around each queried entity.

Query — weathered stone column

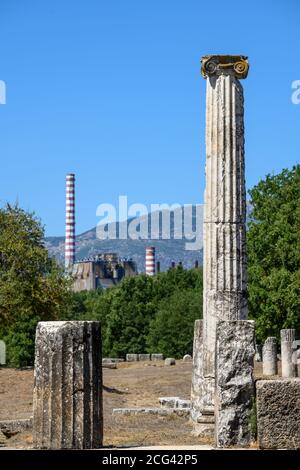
[255,343,262,362]
[193,56,249,423]
[0,340,6,365]
[33,321,103,449]
[281,329,298,378]
[191,320,203,423]
[262,337,278,376]
[215,320,255,447]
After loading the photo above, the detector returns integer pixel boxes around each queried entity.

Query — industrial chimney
[65,173,75,271]
[145,246,155,276]
[156,261,160,274]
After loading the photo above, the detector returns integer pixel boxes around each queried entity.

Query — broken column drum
[262,337,278,376]
[33,321,103,449]
[215,320,255,447]
[281,329,298,378]
[201,55,249,413]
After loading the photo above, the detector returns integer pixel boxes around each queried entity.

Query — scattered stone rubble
[125,353,164,362]
[183,354,192,362]
[164,358,176,366]
[113,396,192,418]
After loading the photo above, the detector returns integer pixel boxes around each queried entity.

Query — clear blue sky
[0,0,299,236]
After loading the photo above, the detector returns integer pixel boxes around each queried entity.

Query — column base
[191,411,215,438]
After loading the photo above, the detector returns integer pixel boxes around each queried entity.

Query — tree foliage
[0,204,71,366]
[247,165,300,341]
[147,287,202,357]
[67,267,203,358]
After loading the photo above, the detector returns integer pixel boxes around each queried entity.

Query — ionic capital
[201,55,249,79]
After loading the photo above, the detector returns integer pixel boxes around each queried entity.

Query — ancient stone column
[33,321,103,449]
[262,337,278,376]
[255,343,263,362]
[0,340,6,365]
[191,321,203,422]
[215,320,255,447]
[198,56,249,419]
[281,329,298,378]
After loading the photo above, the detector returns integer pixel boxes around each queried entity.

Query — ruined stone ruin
[0,340,6,366]
[281,329,298,378]
[30,55,300,450]
[33,321,103,449]
[190,55,300,449]
[262,337,278,376]
[257,378,300,449]
[191,55,254,446]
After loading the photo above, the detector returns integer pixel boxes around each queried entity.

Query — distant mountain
[45,203,252,273]
[44,206,204,273]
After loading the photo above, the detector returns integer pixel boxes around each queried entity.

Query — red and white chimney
[145,246,155,276]
[65,173,75,271]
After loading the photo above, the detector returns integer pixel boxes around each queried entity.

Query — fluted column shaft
[33,321,103,449]
[201,56,249,411]
[281,329,298,378]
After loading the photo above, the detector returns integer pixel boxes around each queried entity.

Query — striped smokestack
[65,173,75,271]
[145,246,155,276]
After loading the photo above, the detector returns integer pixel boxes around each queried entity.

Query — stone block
[126,354,139,362]
[159,397,191,410]
[151,353,164,361]
[102,363,117,369]
[165,358,176,366]
[102,358,124,363]
[33,321,103,449]
[215,320,255,448]
[257,379,300,449]
[176,399,191,409]
[138,354,151,361]
[0,418,32,435]
[112,408,190,418]
[159,397,180,408]
[183,354,192,362]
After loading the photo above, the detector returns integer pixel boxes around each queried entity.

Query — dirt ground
[0,361,210,449]
[1,361,296,449]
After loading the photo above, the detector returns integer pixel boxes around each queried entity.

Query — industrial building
[71,253,137,291]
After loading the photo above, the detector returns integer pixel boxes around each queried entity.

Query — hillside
[44,206,204,272]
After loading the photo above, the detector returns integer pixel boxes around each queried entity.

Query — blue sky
[0,0,299,236]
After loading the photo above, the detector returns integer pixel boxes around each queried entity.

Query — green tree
[147,286,202,358]
[104,275,156,357]
[0,204,71,366]
[247,165,300,341]
[69,266,203,358]
[63,288,114,356]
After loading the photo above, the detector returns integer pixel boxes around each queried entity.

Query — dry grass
[1,360,296,449]
[0,361,208,448]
